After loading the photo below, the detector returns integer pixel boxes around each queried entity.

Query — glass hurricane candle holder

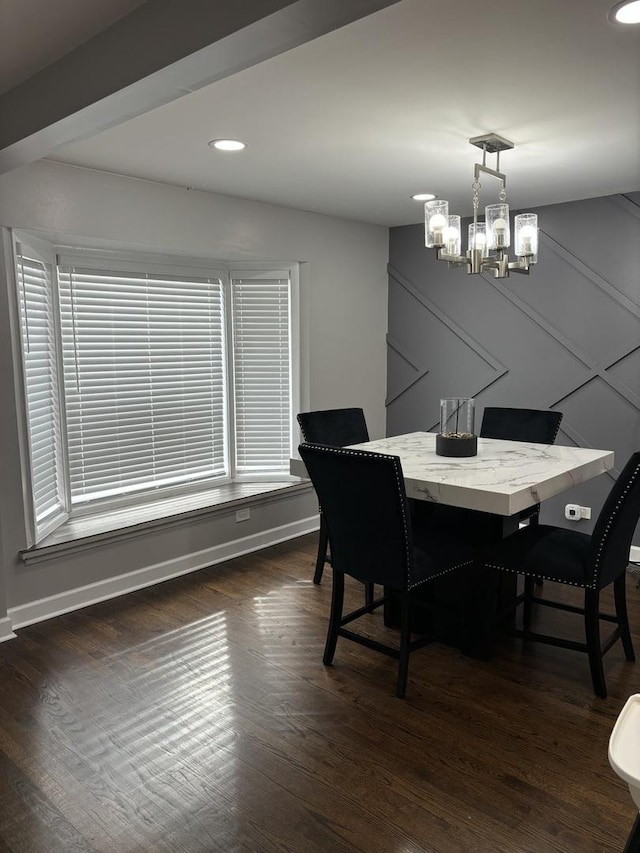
[436,396,477,457]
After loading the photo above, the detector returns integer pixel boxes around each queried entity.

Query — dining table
[292,431,615,657]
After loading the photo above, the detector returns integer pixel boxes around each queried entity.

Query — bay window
[13,236,297,545]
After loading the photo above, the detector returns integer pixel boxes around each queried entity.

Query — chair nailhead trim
[484,563,590,589]
[592,459,640,584]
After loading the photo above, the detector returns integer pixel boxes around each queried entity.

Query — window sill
[21,479,312,564]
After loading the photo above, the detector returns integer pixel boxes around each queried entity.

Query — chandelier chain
[472,179,481,211]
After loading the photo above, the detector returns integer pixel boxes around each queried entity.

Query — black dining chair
[297,408,370,586]
[480,406,563,445]
[482,451,640,698]
[298,442,474,698]
[480,407,563,528]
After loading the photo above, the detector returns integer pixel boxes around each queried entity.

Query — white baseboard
[0,616,16,642]
[7,516,319,634]
[4,523,635,639]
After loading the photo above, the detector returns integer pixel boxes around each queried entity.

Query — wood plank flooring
[1,533,639,852]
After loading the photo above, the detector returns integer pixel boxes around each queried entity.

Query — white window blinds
[232,274,291,475]
[56,265,227,504]
[13,240,297,542]
[15,243,67,540]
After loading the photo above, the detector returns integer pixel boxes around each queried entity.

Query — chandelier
[424,133,538,279]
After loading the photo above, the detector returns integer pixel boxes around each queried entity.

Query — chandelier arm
[507,258,532,274]
[436,249,470,268]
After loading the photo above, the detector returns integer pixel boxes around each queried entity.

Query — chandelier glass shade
[424,133,539,278]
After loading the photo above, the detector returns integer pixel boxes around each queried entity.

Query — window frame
[11,232,70,545]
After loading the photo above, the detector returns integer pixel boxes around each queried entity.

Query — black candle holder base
[436,434,477,457]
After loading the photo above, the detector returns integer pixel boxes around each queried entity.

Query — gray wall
[388,191,640,539]
[0,159,388,628]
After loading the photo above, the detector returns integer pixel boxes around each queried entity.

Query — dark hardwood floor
[0,533,639,852]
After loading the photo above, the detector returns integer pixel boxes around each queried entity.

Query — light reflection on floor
[30,610,240,848]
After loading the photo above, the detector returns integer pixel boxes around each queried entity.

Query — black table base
[384,502,519,658]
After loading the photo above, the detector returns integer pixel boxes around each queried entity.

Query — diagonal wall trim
[386,334,424,371]
[554,420,618,479]
[602,341,640,371]
[385,334,429,405]
[388,264,508,374]
[483,261,593,368]
[615,194,640,218]
[483,241,640,413]
[387,263,508,418]
[544,232,640,318]
[549,361,640,413]
[597,365,640,411]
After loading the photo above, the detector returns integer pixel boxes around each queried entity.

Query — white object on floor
[609,693,640,810]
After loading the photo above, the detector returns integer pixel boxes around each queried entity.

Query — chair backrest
[299,443,412,590]
[297,408,369,447]
[480,407,563,444]
[590,451,640,588]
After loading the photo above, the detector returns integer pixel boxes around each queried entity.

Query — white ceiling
[12,0,640,226]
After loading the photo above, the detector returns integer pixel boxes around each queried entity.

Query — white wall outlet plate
[565,504,591,521]
[565,503,581,521]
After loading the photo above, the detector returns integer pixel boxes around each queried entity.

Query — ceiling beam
[0,0,401,174]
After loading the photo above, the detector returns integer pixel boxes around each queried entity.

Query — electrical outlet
[565,504,591,521]
[235,508,251,522]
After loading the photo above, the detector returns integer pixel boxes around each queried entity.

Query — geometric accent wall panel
[508,230,640,364]
[386,265,507,434]
[557,376,640,477]
[607,346,640,397]
[388,191,640,535]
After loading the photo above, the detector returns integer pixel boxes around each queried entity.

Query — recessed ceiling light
[411,193,436,202]
[609,0,640,23]
[208,139,246,151]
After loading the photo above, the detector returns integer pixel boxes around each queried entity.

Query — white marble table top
[292,431,614,517]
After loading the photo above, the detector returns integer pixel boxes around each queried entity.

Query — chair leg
[614,573,636,662]
[323,570,344,665]
[528,515,544,588]
[523,576,535,629]
[585,589,607,699]
[313,513,329,585]
[364,582,375,607]
[396,592,411,699]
